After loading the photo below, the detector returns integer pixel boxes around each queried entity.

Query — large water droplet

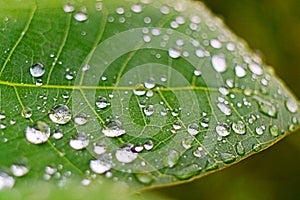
[25,121,50,144]
[93,143,106,155]
[49,104,71,125]
[30,63,45,77]
[216,123,230,137]
[133,84,146,96]
[168,47,181,58]
[235,65,247,78]
[144,78,155,89]
[69,132,89,150]
[217,103,231,116]
[74,12,88,22]
[249,63,263,75]
[255,125,265,135]
[144,140,154,150]
[212,54,227,73]
[187,123,199,136]
[231,121,246,135]
[174,164,201,180]
[74,113,88,125]
[0,173,15,190]
[164,150,180,168]
[102,119,126,137]
[90,154,113,174]
[285,98,298,113]
[115,145,138,163]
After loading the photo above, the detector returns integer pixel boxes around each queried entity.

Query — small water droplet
[74,12,88,22]
[231,121,246,135]
[172,120,182,130]
[63,3,74,13]
[62,91,69,99]
[52,129,63,140]
[193,70,202,76]
[174,164,201,180]
[182,137,193,149]
[285,98,298,113]
[133,84,146,96]
[193,147,203,158]
[168,47,181,58]
[144,104,154,116]
[200,117,209,128]
[10,164,29,177]
[90,154,113,174]
[216,123,230,137]
[252,143,261,152]
[102,119,126,137]
[115,145,138,163]
[135,172,154,185]
[249,63,263,75]
[25,121,50,144]
[30,63,45,77]
[93,143,106,155]
[131,143,144,153]
[217,103,231,116]
[144,78,155,89]
[82,64,90,72]
[212,54,227,73]
[74,113,88,125]
[21,107,32,119]
[269,125,280,137]
[144,140,154,150]
[220,152,236,164]
[235,141,245,155]
[49,104,72,125]
[254,96,277,118]
[164,149,180,168]
[96,96,110,109]
[0,173,15,190]
[187,123,199,136]
[255,125,265,135]
[235,65,247,78]
[131,4,142,13]
[69,132,89,150]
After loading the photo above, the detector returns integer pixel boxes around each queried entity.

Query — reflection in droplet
[30,63,45,77]
[49,104,72,124]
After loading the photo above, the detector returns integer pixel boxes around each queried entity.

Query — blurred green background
[154,0,300,199]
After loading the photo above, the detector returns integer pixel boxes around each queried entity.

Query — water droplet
[205,159,218,171]
[131,4,142,13]
[82,64,90,72]
[258,101,277,118]
[231,121,246,135]
[172,120,182,130]
[0,173,15,190]
[74,113,88,125]
[144,105,154,116]
[255,125,265,135]
[102,119,126,137]
[182,137,193,149]
[193,70,202,76]
[131,143,144,153]
[187,123,199,136]
[135,173,154,185]
[235,65,247,78]
[200,117,209,128]
[174,164,201,180]
[285,98,298,113]
[65,71,74,80]
[90,154,113,174]
[25,121,50,144]
[10,164,29,177]
[49,104,72,125]
[74,12,88,22]
[216,123,230,137]
[133,84,146,96]
[52,129,63,140]
[93,144,106,155]
[269,125,280,137]
[62,91,69,99]
[21,107,32,118]
[210,39,222,49]
[217,103,231,116]
[63,3,74,13]
[235,141,245,155]
[0,111,5,120]
[249,63,263,75]
[164,150,180,168]
[69,132,89,150]
[168,47,181,58]
[96,96,110,109]
[219,87,229,96]
[115,145,138,163]
[212,54,227,73]
[252,143,261,152]
[144,78,155,89]
[171,108,180,117]
[144,140,154,150]
[30,63,45,77]
[220,152,236,164]
[193,147,203,158]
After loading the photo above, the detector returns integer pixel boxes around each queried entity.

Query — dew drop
[212,54,227,73]
[258,101,277,118]
[90,154,113,174]
[135,173,154,185]
[182,137,193,149]
[49,104,72,125]
[69,132,89,150]
[210,39,222,49]
[96,96,110,109]
[235,65,247,78]
[74,12,88,22]
[0,173,15,191]
[63,3,74,13]
[144,140,154,150]
[30,63,45,77]
[131,4,142,13]
[74,113,88,125]
[216,123,230,137]
[231,121,246,135]
[255,125,265,135]
[102,120,126,137]
[217,103,231,116]
[52,129,63,140]
[249,63,263,75]
[10,164,29,177]
[144,78,155,89]
[25,121,50,144]
[187,123,199,136]
[164,149,180,168]
[0,111,5,120]
[172,120,182,130]
[133,84,146,96]
[168,47,181,59]
[285,98,298,113]
[93,144,106,155]
[131,143,144,153]
[174,164,201,180]
[252,143,261,152]
[115,145,138,164]
[235,141,245,155]
[269,125,280,137]
[220,152,236,164]
[144,105,154,116]
[21,107,32,119]
[193,70,202,76]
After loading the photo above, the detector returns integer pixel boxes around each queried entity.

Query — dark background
[155,0,300,199]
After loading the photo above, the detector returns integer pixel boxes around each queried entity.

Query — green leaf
[0,0,299,192]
